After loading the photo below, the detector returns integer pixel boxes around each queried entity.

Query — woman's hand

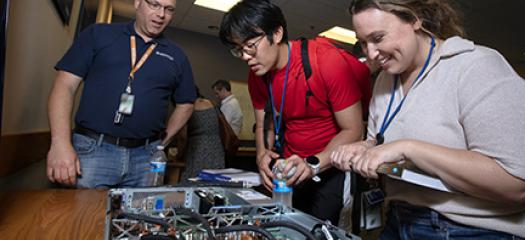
[351,140,407,179]
[330,140,374,171]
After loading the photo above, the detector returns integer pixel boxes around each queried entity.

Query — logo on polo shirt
[155,51,174,61]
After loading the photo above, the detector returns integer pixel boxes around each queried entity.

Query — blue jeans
[380,201,523,240]
[73,133,161,189]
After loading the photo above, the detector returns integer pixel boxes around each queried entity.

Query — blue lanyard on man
[376,36,436,145]
[269,44,291,156]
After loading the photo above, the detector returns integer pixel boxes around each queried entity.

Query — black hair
[219,0,288,48]
[211,79,231,92]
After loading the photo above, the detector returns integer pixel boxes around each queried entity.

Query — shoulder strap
[300,38,312,80]
[300,38,314,105]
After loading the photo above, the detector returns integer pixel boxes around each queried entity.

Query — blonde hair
[348,0,465,39]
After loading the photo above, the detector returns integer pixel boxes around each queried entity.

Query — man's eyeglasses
[230,35,265,58]
[144,0,175,15]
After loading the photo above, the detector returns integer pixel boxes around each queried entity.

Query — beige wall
[230,81,255,141]
[163,27,249,101]
[1,0,81,135]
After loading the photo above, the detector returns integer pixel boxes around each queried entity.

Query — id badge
[360,188,384,230]
[118,93,135,115]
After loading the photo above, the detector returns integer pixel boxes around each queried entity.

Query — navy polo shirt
[56,22,196,138]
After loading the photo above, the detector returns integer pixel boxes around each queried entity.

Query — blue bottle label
[272,179,293,193]
[155,197,164,210]
[150,162,166,173]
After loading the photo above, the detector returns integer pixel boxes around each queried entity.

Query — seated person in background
[331,0,525,238]
[211,79,244,136]
[219,0,368,224]
[179,88,224,183]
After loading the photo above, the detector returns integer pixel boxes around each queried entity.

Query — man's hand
[46,143,81,185]
[47,71,83,186]
[283,154,313,186]
[257,149,280,190]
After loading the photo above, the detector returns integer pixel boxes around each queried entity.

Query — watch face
[306,156,320,165]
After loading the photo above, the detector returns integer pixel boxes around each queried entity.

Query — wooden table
[0,189,107,239]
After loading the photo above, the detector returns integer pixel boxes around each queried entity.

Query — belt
[74,125,159,148]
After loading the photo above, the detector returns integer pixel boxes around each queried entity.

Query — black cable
[140,235,178,240]
[310,223,326,239]
[171,181,248,188]
[260,221,317,240]
[311,223,348,240]
[173,207,216,240]
[119,212,170,230]
[215,224,276,240]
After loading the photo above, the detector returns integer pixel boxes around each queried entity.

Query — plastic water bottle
[271,159,295,207]
[148,145,167,186]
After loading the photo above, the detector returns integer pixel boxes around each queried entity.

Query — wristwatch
[305,155,321,182]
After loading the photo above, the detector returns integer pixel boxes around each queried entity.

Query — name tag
[361,188,384,230]
[118,93,135,115]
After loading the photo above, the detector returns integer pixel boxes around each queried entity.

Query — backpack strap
[300,38,312,80]
[300,38,314,106]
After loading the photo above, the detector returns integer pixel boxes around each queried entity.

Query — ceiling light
[319,26,358,45]
[194,0,241,12]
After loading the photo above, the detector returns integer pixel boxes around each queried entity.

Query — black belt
[74,125,159,148]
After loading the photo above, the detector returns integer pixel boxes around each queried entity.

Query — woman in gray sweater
[331,0,525,239]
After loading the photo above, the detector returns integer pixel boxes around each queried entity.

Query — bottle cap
[272,179,293,193]
[156,145,165,151]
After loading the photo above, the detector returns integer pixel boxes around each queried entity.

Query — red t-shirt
[248,39,365,157]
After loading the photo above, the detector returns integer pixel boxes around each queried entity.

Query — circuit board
[105,186,360,240]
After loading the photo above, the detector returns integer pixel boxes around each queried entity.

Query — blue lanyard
[376,36,436,145]
[269,44,291,152]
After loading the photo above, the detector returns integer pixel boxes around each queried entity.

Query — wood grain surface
[0,189,107,239]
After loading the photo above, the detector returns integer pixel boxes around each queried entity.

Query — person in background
[179,87,224,183]
[47,0,196,188]
[219,0,369,224]
[211,79,244,136]
[331,0,525,238]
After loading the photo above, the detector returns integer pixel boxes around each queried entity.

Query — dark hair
[348,0,465,39]
[219,0,288,48]
[211,79,231,91]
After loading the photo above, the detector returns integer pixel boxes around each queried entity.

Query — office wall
[164,27,249,101]
[0,0,81,176]
[0,0,8,137]
[2,0,81,135]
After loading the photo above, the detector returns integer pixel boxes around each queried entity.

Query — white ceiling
[111,0,525,72]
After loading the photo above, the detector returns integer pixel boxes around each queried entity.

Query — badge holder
[360,183,384,230]
[114,84,135,125]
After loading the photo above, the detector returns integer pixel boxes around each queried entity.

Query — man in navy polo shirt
[46,0,196,188]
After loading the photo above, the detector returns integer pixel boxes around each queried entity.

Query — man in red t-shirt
[219,0,369,224]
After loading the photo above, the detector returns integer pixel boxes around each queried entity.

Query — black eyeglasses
[144,0,175,15]
[230,35,265,58]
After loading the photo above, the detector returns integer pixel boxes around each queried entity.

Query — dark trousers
[292,168,345,224]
